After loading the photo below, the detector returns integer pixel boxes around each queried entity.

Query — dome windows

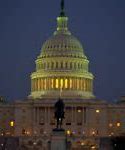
[45,44,73,50]
[69,79,72,89]
[61,62,63,68]
[70,62,72,69]
[41,34,85,58]
[55,79,59,88]
[51,62,54,68]
[56,62,58,68]
[65,62,68,68]
[31,77,92,93]
[36,60,87,72]
[65,79,68,89]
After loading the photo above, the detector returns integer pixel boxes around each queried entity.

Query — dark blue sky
[0,0,125,102]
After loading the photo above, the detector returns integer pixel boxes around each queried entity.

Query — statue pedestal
[50,129,67,150]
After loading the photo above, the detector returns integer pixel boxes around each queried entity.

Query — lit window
[78,109,82,113]
[41,79,44,90]
[51,79,54,89]
[91,146,96,149]
[77,79,79,89]
[67,130,71,135]
[83,80,86,91]
[10,121,14,127]
[69,79,72,89]
[96,109,100,113]
[65,79,68,88]
[81,142,85,146]
[56,79,59,88]
[109,123,113,127]
[60,79,63,89]
[44,79,47,90]
[26,131,30,135]
[35,79,37,90]
[92,131,95,135]
[38,79,40,90]
[117,122,121,127]
[33,142,37,145]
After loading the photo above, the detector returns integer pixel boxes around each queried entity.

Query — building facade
[0,1,125,149]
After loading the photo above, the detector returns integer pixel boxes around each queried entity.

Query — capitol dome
[30,2,94,99]
[41,34,86,59]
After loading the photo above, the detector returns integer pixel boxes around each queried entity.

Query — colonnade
[36,61,88,71]
[31,77,93,92]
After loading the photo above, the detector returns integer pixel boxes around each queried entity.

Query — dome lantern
[54,0,70,35]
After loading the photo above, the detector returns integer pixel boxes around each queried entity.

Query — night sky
[0,0,125,102]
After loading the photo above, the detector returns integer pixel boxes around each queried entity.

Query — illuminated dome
[29,1,94,99]
[41,34,86,59]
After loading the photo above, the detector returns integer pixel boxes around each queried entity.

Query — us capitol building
[0,1,125,149]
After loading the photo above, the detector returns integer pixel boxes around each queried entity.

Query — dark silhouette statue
[54,98,65,130]
[60,0,66,17]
